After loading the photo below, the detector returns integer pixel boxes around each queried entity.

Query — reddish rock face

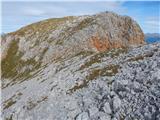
[90,34,110,52]
[89,32,144,52]
[86,12,145,52]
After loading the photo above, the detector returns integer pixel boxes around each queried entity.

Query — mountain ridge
[145,33,160,43]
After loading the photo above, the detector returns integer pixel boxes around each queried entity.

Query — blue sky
[1,1,160,33]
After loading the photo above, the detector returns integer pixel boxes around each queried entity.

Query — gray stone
[76,112,90,120]
[103,102,112,114]
[113,96,121,111]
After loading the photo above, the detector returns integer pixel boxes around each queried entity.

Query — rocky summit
[1,12,160,120]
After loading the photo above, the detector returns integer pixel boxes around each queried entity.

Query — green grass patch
[5,115,13,120]
[68,64,120,94]
[1,39,42,81]
[3,99,16,110]
[1,39,22,78]
[9,16,75,37]
[73,17,94,31]
[86,64,119,80]
[26,96,48,110]
[79,48,127,70]
[126,52,154,62]
[72,51,94,58]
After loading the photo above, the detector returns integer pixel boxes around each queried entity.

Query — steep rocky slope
[2,12,160,120]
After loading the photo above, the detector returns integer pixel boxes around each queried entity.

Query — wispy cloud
[20,1,126,17]
[2,1,159,33]
[145,17,160,26]
[143,16,160,33]
[23,8,46,16]
[104,1,127,13]
[145,17,160,30]
[145,20,159,27]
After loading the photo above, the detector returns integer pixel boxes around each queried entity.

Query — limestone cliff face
[1,11,144,79]
[88,12,144,52]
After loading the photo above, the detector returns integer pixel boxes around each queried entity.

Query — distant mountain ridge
[145,33,160,43]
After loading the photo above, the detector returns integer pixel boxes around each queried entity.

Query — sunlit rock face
[2,12,160,120]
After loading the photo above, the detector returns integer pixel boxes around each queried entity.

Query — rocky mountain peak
[2,12,144,68]
[2,12,158,120]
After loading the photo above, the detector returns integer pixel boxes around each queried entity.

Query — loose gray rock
[113,96,121,111]
[103,102,112,114]
[76,112,90,120]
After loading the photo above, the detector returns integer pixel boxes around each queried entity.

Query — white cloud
[145,17,160,27]
[22,5,70,17]
[105,1,123,9]
[2,0,125,1]
[145,20,159,26]
[144,16,160,33]
[24,8,46,16]
[20,1,127,17]
[104,1,127,14]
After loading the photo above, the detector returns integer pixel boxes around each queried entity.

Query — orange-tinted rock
[90,34,110,52]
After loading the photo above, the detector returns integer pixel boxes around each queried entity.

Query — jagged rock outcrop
[2,12,159,120]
